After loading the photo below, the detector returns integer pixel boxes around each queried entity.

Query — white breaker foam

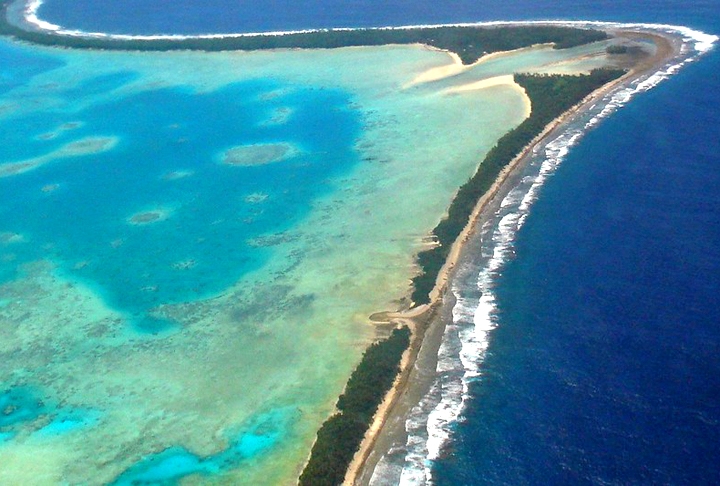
[382,24,718,486]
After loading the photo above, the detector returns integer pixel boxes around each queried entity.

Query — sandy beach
[346,26,684,486]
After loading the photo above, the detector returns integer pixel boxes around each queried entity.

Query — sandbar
[405,50,466,87]
[56,136,118,156]
[443,74,532,118]
[0,160,41,178]
[161,169,194,180]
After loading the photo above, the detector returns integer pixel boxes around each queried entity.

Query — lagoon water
[3,0,720,484]
[0,12,593,483]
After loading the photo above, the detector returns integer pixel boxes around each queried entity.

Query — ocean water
[33,0,720,35]
[433,51,720,484]
[3,1,720,485]
[428,6,720,486]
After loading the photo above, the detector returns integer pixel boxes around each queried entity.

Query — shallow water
[0,34,584,483]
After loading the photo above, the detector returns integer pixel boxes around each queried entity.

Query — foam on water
[392,25,717,485]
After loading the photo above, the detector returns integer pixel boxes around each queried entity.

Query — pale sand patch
[160,169,194,181]
[0,232,24,244]
[221,142,298,167]
[260,107,294,126]
[443,74,519,93]
[0,136,118,178]
[41,183,60,193]
[245,192,269,203]
[0,160,42,178]
[56,136,118,157]
[59,121,83,131]
[35,122,83,141]
[36,131,58,141]
[404,51,466,87]
[443,75,532,118]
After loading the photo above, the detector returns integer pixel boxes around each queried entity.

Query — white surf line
[12,0,720,51]
[390,23,717,486]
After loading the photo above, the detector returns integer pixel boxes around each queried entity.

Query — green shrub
[299,327,410,486]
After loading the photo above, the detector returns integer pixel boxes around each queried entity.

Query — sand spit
[346,27,688,486]
[405,43,558,89]
[443,74,532,118]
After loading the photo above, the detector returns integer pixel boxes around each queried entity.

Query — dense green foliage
[299,326,410,486]
[411,69,626,304]
[0,1,606,64]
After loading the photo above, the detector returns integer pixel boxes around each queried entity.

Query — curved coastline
[355,26,717,486]
[2,3,718,485]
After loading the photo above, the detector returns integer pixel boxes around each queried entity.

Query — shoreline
[2,0,713,44]
[1,0,714,55]
[346,27,689,486]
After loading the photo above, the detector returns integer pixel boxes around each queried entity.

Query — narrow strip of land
[346,28,684,486]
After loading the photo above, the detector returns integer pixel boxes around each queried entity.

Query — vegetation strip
[299,326,410,486]
[411,69,625,305]
[301,69,625,485]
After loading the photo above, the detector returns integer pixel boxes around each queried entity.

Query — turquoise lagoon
[0,36,613,483]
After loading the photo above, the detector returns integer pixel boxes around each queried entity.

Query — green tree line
[0,1,606,64]
[411,69,626,305]
[299,326,410,486]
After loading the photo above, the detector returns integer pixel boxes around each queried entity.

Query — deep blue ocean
[35,0,720,484]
